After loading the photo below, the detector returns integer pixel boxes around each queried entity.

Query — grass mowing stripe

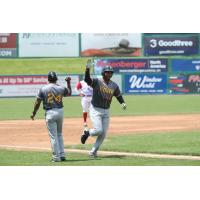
[0,95,200,120]
[66,131,200,156]
[0,58,90,75]
[1,149,200,166]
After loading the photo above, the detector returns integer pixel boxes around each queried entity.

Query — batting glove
[86,59,92,69]
[121,103,127,110]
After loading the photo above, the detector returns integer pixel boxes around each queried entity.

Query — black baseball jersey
[37,83,69,110]
[91,78,121,109]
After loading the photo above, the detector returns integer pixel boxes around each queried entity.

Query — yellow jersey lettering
[47,92,62,104]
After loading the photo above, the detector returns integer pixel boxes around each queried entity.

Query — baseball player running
[81,60,127,158]
[76,79,93,129]
[30,72,72,162]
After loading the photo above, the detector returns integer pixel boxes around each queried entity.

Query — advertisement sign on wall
[171,59,200,72]
[94,58,168,74]
[144,36,199,56]
[0,33,17,57]
[81,33,142,57]
[0,75,79,97]
[169,74,200,94]
[124,74,167,94]
[19,33,79,57]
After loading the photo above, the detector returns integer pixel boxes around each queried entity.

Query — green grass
[1,57,200,166]
[0,58,91,75]
[66,131,200,156]
[1,149,200,166]
[110,94,200,116]
[0,95,200,120]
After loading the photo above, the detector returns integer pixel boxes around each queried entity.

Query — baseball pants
[81,96,92,112]
[89,105,110,155]
[45,108,65,161]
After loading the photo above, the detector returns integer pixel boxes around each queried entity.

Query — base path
[0,114,200,150]
[1,145,200,161]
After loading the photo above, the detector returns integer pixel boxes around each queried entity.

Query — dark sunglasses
[105,71,113,74]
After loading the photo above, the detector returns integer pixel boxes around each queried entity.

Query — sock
[83,112,87,123]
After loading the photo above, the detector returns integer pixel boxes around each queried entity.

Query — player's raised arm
[84,59,92,85]
[65,77,72,96]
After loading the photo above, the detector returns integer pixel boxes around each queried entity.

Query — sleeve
[84,68,93,85]
[76,82,82,90]
[114,85,125,104]
[90,78,98,88]
[37,88,44,100]
[113,85,121,97]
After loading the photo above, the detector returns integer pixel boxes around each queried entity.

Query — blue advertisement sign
[124,74,167,94]
[94,58,168,74]
[144,36,199,56]
[171,59,200,72]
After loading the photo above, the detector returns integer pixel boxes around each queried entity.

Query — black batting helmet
[48,71,58,82]
[101,66,114,76]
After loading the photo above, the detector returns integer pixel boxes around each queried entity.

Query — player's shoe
[81,130,90,144]
[89,151,98,159]
[61,157,66,161]
[51,158,61,162]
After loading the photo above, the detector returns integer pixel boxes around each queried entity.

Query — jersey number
[47,92,62,104]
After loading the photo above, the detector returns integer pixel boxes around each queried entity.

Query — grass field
[0,95,200,165]
[0,95,200,120]
[1,149,200,166]
[0,58,91,75]
[66,131,200,156]
[1,58,200,165]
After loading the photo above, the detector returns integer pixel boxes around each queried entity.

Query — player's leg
[81,105,103,144]
[56,109,65,160]
[45,110,60,161]
[81,97,88,128]
[89,109,110,157]
[89,105,103,136]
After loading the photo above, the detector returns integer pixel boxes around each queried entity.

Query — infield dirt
[0,114,200,150]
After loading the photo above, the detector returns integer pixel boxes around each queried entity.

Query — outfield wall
[0,70,199,97]
[0,33,199,58]
[0,33,200,96]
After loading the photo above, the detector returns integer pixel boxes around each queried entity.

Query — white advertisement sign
[19,33,79,57]
[81,33,142,57]
[0,75,79,97]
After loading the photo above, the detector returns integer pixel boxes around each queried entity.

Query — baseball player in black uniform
[31,72,71,162]
[81,60,127,158]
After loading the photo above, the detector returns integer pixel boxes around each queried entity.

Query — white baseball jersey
[76,80,93,112]
[76,80,93,96]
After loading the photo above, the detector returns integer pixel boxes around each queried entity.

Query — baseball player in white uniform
[76,80,93,129]
[31,72,72,162]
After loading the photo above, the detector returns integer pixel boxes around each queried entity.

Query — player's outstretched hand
[86,59,92,69]
[121,103,127,110]
[65,77,71,83]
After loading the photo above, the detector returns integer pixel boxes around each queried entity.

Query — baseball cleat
[89,152,98,159]
[81,130,90,144]
[60,157,66,161]
[51,158,61,162]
